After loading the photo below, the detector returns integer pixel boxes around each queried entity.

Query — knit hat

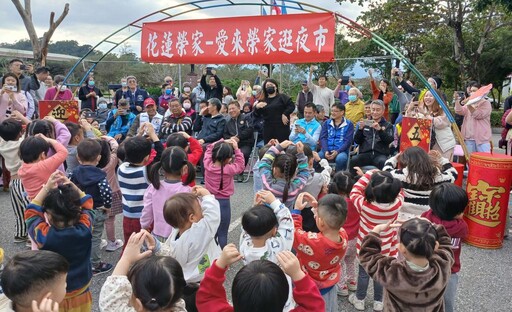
[430,76,442,89]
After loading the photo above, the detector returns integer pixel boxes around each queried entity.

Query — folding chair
[242,132,260,183]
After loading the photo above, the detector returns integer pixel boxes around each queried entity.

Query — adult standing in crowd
[423,90,456,159]
[44,75,73,101]
[29,66,50,118]
[454,82,492,153]
[78,76,103,111]
[344,87,366,125]
[125,75,149,115]
[290,102,321,150]
[350,99,394,174]
[295,80,313,119]
[368,69,393,120]
[318,102,354,172]
[236,80,252,109]
[0,73,27,123]
[164,76,180,98]
[223,101,254,165]
[308,65,334,116]
[127,98,163,137]
[192,78,205,109]
[179,82,196,107]
[2,59,34,91]
[200,67,223,101]
[44,75,54,88]
[253,78,295,143]
[114,77,128,106]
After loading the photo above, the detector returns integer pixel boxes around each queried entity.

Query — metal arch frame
[65,0,468,159]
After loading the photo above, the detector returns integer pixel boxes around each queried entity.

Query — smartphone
[364,119,373,127]
[206,67,213,75]
[19,64,26,70]
[340,76,350,85]
[84,112,94,119]
[457,91,466,100]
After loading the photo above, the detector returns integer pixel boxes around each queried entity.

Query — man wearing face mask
[44,75,74,101]
[200,67,223,101]
[344,87,365,125]
[79,76,103,111]
[164,76,180,98]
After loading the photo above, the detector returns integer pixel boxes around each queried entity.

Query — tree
[11,0,70,66]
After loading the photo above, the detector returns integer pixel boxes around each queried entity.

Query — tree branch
[42,3,70,49]
[11,0,39,46]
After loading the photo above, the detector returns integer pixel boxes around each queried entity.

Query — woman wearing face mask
[0,73,27,123]
[181,98,196,123]
[253,78,295,143]
[114,78,128,106]
[344,87,365,124]
[158,83,175,114]
[44,75,74,101]
[95,97,111,125]
[79,76,103,111]
[179,82,196,106]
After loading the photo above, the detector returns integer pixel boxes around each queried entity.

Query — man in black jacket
[197,98,226,145]
[200,68,223,100]
[350,99,394,175]
[223,101,254,164]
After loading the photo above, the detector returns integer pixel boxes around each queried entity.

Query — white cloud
[0,0,364,56]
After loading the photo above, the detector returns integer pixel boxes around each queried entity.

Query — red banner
[39,100,79,123]
[141,13,335,64]
[400,117,432,153]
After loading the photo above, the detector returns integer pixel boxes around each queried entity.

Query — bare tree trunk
[11,0,69,66]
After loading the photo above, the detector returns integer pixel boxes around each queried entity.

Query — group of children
[0,110,469,312]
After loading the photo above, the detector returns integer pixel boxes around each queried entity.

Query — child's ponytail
[212,141,234,191]
[364,171,401,204]
[151,147,193,190]
[272,153,298,203]
[329,171,354,196]
[400,218,438,258]
[282,157,291,203]
[182,161,196,186]
[148,160,163,190]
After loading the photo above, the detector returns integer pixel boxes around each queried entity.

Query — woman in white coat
[424,90,456,160]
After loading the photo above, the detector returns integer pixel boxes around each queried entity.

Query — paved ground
[0,133,510,311]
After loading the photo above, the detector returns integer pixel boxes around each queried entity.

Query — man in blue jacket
[289,102,321,150]
[319,102,354,172]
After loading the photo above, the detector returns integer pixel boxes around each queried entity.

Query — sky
[0,0,365,54]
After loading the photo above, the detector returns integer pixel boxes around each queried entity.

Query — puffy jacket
[70,165,112,209]
[197,114,226,143]
[354,117,394,155]
[319,117,354,153]
[223,113,254,147]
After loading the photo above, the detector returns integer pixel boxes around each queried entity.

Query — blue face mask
[348,95,357,102]
[165,89,172,95]
[88,80,95,87]
[98,103,107,109]
[345,85,350,91]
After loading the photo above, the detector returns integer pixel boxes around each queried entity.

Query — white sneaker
[373,301,384,311]
[105,239,124,252]
[100,239,107,249]
[348,293,365,311]
[337,284,349,296]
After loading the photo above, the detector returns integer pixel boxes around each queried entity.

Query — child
[99,231,187,311]
[18,134,68,200]
[292,192,349,312]
[253,143,272,194]
[301,144,332,198]
[0,116,29,243]
[348,170,404,311]
[0,250,69,312]
[141,146,195,242]
[27,116,71,173]
[101,136,124,252]
[166,132,203,186]
[157,186,221,311]
[259,140,310,209]
[196,244,326,312]
[329,171,359,297]
[204,138,245,248]
[359,219,454,311]
[422,183,469,312]
[24,171,95,311]
[118,124,162,244]
[239,190,295,310]
[64,120,97,174]
[70,138,113,275]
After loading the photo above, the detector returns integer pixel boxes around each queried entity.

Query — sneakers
[373,301,384,311]
[337,284,349,296]
[348,294,365,311]
[105,239,124,252]
[92,262,113,276]
[348,280,357,291]
[100,239,108,249]
[14,235,28,243]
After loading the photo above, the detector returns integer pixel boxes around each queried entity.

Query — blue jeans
[464,140,491,154]
[321,286,338,312]
[91,209,107,266]
[215,198,231,249]
[444,273,458,312]
[318,150,348,172]
[356,265,383,302]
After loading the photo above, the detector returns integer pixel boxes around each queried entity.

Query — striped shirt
[118,162,149,218]
[350,171,404,257]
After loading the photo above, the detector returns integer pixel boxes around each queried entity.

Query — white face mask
[183,102,191,110]
[183,87,191,93]
[59,85,67,91]
[98,103,108,109]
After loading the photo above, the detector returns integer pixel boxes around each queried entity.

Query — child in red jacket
[196,243,325,312]
[422,183,469,312]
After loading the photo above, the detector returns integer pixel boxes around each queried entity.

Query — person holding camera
[106,99,136,142]
[368,69,393,120]
[350,100,394,175]
[79,76,104,111]
[200,67,223,101]
[0,73,27,123]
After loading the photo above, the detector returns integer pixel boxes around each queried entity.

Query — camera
[340,76,350,85]
[394,69,402,77]
[5,85,17,92]
[457,91,466,100]
[19,64,26,70]
[206,67,214,75]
